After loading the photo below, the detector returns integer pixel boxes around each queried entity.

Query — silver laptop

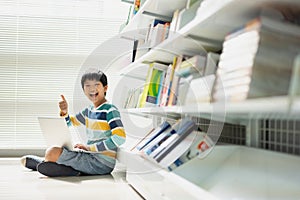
[38,117,74,150]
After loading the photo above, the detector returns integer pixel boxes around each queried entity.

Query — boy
[21,69,126,177]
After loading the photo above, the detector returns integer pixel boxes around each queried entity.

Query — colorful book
[133,0,141,15]
[137,64,154,108]
[145,63,168,106]
[138,62,168,107]
[167,56,183,106]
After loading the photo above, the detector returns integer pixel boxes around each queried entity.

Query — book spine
[155,119,197,162]
[136,121,171,150]
[160,57,177,106]
[167,56,183,106]
[143,129,176,155]
[138,64,153,108]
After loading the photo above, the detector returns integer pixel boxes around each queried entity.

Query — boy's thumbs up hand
[59,95,68,116]
[61,94,66,102]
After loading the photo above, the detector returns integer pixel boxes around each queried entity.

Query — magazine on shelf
[167,134,214,171]
[136,121,171,151]
[138,62,168,107]
[152,118,197,162]
[141,119,183,156]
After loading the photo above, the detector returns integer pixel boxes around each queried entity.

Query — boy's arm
[59,94,85,127]
[60,109,87,127]
[89,107,126,153]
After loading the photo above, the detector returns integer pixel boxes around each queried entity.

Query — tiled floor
[0,158,143,200]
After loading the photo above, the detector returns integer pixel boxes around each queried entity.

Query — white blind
[0,0,129,149]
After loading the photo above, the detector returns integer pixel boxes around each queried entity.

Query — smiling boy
[21,69,126,177]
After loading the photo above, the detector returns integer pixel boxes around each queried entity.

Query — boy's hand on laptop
[59,95,68,116]
[74,144,90,151]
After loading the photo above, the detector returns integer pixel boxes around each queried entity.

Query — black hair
[81,69,107,90]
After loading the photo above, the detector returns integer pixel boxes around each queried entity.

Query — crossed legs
[44,146,63,162]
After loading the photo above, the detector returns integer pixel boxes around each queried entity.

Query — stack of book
[213,17,300,102]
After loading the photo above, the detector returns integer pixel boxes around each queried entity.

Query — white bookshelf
[122,145,300,200]
[120,97,300,128]
[116,0,300,199]
[122,0,187,33]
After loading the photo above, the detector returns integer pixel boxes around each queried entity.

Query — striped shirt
[64,102,126,161]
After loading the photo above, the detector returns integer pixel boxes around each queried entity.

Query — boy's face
[83,79,107,107]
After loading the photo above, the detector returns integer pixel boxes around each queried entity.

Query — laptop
[38,117,74,150]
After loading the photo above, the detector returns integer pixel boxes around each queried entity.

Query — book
[141,119,184,155]
[136,121,171,151]
[168,9,180,38]
[142,126,176,156]
[204,52,220,76]
[167,56,183,106]
[145,19,170,45]
[167,134,214,171]
[160,57,177,107]
[151,118,197,162]
[123,87,142,109]
[138,62,168,107]
[176,54,206,77]
[177,75,194,106]
[133,0,141,15]
[212,16,300,102]
[184,74,216,104]
[138,64,154,108]
[147,19,171,48]
[145,63,168,106]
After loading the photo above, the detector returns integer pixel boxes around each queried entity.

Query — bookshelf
[115,0,300,199]
[123,96,300,120]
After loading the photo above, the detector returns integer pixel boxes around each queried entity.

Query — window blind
[0,0,129,149]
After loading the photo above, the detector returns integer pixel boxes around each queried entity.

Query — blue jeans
[57,147,115,175]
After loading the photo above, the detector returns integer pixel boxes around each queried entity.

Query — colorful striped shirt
[64,102,126,161]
